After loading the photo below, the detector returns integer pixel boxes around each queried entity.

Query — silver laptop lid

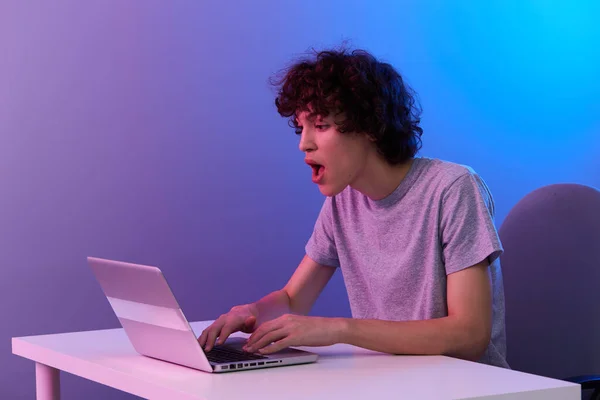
[87,257,214,372]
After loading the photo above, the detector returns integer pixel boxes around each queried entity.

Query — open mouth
[309,163,325,182]
[310,163,322,175]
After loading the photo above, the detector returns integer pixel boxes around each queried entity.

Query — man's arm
[338,260,492,361]
[246,259,492,362]
[251,255,336,325]
[200,255,335,350]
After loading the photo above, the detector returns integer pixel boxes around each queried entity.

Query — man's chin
[318,184,346,197]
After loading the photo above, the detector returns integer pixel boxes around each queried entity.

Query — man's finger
[198,319,222,347]
[204,314,227,351]
[246,317,283,347]
[216,324,236,345]
[204,318,227,351]
[198,329,208,347]
[246,328,287,352]
[259,337,292,355]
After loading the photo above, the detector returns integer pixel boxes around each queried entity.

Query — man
[198,47,508,368]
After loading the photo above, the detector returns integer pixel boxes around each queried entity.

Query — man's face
[296,111,373,197]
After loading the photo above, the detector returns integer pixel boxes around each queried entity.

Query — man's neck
[351,157,414,201]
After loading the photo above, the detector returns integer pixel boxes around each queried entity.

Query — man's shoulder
[419,157,495,213]
[417,157,479,187]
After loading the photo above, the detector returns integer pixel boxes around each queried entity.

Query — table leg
[36,362,60,400]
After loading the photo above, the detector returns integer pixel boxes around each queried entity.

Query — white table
[12,320,579,400]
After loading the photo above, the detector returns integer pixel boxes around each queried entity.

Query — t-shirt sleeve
[440,172,503,275]
[305,197,340,268]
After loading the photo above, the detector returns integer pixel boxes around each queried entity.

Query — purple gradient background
[1,1,599,398]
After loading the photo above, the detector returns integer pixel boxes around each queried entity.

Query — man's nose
[298,130,315,152]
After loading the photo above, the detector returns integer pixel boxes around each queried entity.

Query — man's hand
[198,304,258,351]
[242,314,343,354]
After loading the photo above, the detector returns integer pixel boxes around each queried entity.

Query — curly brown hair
[271,47,423,165]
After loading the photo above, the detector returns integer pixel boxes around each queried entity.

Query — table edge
[12,337,202,400]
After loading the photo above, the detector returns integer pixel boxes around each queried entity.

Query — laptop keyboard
[205,345,268,364]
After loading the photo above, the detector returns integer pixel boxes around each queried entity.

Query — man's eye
[315,124,329,131]
[294,127,303,135]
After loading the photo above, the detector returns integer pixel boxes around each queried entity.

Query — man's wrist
[330,317,351,344]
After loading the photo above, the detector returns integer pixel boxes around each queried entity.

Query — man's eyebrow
[307,114,324,123]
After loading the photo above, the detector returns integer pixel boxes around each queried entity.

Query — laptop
[87,257,319,373]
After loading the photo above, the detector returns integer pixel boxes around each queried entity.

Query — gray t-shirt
[305,156,508,368]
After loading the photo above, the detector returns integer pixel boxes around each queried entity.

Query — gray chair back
[499,183,600,379]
